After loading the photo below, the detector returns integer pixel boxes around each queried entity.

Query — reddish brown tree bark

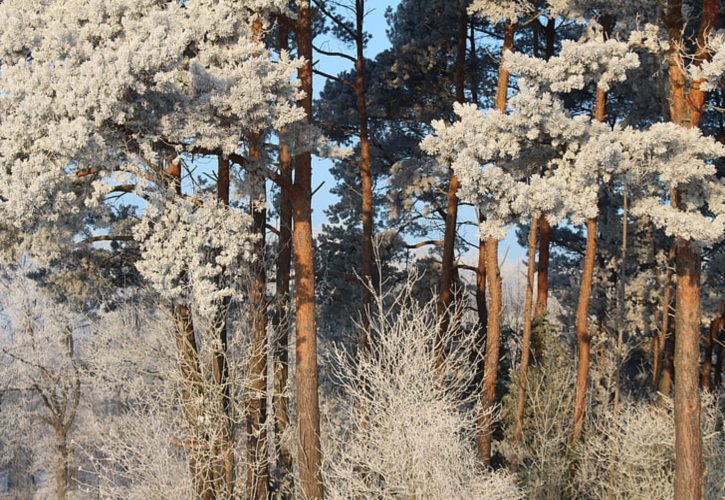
[477,20,514,466]
[569,20,610,442]
[673,240,703,499]
[569,216,599,443]
[662,1,719,496]
[534,216,551,319]
[292,3,324,497]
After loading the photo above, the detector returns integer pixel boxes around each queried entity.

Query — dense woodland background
[0,0,724,499]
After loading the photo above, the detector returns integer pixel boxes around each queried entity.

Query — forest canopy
[0,1,723,499]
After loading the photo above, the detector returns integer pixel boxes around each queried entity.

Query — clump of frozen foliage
[624,124,725,245]
[421,88,618,239]
[468,0,532,23]
[506,36,640,93]
[322,275,522,500]
[0,0,302,279]
[423,25,725,248]
[688,29,725,91]
[133,193,257,319]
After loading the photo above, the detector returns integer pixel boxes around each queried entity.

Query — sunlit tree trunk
[663,0,720,494]
[477,20,514,466]
[570,215,599,443]
[569,19,609,442]
[673,240,703,498]
[292,3,324,497]
[663,0,718,496]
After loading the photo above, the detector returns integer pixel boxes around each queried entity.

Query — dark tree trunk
[354,0,375,348]
[273,16,294,489]
[247,157,269,499]
[436,6,468,370]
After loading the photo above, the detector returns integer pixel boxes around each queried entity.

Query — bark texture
[292,4,324,497]
[662,1,719,496]
[569,216,598,443]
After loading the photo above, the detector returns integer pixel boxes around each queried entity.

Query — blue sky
[310,1,527,270]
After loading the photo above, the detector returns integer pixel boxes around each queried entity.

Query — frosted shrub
[501,324,576,499]
[79,300,271,498]
[79,305,194,499]
[0,272,84,497]
[573,394,725,499]
[322,275,522,500]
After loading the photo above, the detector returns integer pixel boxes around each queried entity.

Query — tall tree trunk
[292,4,324,497]
[653,244,673,390]
[613,185,628,415]
[477,20,514,466]
[55,434,69,500]
[569,216,598,443]
[436,5,468,369]
[472,22,486,337]
[247,158,269,498]
[673,240,703,499]
[212,156,235,498]
[569,29,609,441]
[167,157,213,498]
[534,216,551,320]
[477,237,503,465]
[511,216,539,467]
[273,17,294,489]
[354,0,374,348]
[663,1,718,495]
[475,211,488,344]
[533,18,556,322]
